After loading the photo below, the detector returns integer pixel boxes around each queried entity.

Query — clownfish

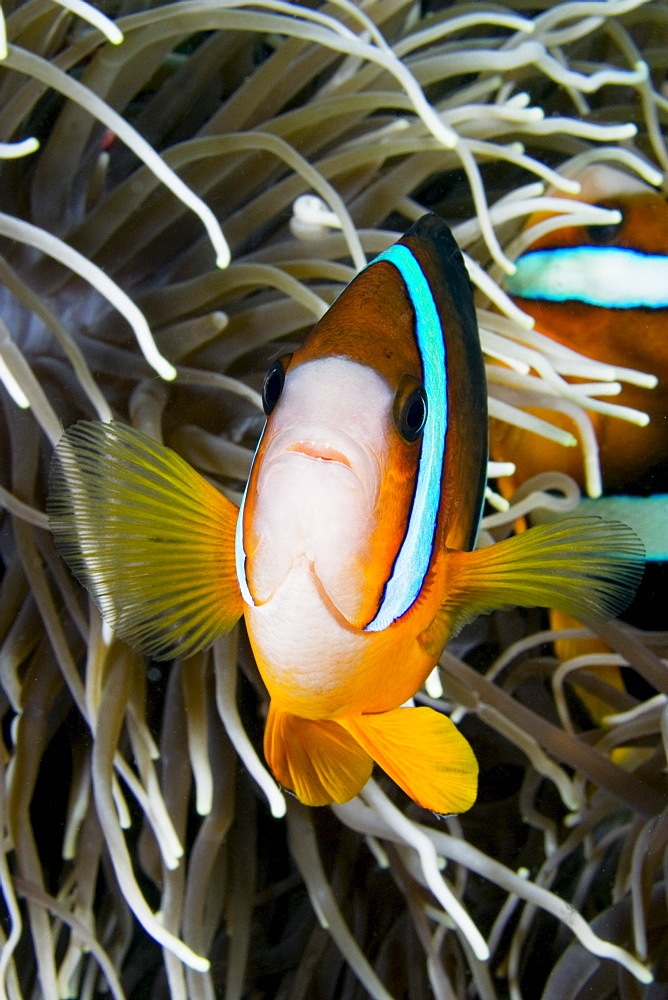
[496,165,668,496]
[492,166,668,719]
[48,215,643,813]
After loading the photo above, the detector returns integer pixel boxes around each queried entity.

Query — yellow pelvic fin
[343,708,478,815]
[434,517,644,642]
[48,420,243,660]
[264,704,373,807]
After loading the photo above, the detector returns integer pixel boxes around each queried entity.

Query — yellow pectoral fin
[264,704,373,807]
[343,708,478,815]
[438,516,644,639]
[48,420,243,660]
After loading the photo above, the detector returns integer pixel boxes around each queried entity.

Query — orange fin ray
[436,516,644,641]
[264,705,373,807]
[343,707,478,815]
[48,420,243,660]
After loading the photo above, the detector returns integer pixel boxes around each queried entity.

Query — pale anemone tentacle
[334,793,654,984]
[14,877,127,1000]
[0,211,176,381]
[552,652,629,734]
[50,0,124,45]
[487,397,578,449]
[362,781,490,962]
[0,755,23,1000]
[90,646,210,973]
[213,635,286,820]
[0,136,38,157]
[0,256,113,421]
[2,44,230,271]
[180,652,214,817]
[0,355,30,410]
[0,317,63,444]
[287,800,397,1000]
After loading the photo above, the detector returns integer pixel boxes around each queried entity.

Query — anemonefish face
[242,355,408,627]
[236,217,487,641]
[238,261,433,631]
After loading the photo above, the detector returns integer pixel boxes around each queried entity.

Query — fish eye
[262,360,286,415]
[396,386,428,442]
[585,201,624,245]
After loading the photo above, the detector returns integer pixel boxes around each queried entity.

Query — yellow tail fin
[48,421,243,660]
[264,705,373,806]
[436,517,644,642]
[343,708,478,814]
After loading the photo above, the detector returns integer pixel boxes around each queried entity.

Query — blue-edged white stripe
[506,247,668,308]
[235,429,265,607]
[364,244,447,632]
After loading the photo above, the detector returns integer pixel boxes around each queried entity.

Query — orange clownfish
[491,166,668,716]
[495,165,668,495]
[48,215,643,813]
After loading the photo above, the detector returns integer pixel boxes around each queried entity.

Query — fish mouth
[258,424,381,509]
[285,440,352,468]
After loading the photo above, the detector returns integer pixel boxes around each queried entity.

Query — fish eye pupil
[262,361,285,415]
[398,387,427,442]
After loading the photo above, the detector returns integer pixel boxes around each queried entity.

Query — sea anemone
[0,1,666,997]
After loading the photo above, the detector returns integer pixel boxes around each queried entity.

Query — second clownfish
[498,165,668,495]
[48,215,643,813]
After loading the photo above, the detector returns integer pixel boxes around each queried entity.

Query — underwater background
[0,0,666,997]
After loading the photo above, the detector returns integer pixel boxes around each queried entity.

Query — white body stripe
[364,244,447,632]
[506,247,668,308]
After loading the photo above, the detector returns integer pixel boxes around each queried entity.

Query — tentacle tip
[559,177,581,195]
[646,167,664,187]
[195,790,213,816]
[155,359,177,381]
[637,966,653,985]
[475,941,490,962]
[216,249,231,270]
[191,956,211,973]
[0,137,40,158]
[515,309,535,330]
[270,794,287,819]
